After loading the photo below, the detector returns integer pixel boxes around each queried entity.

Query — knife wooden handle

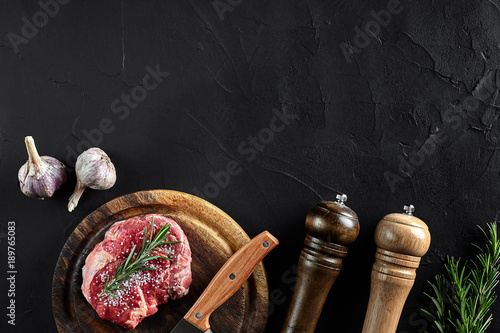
[282,198,360,333]
[184,231,279,332]
[361,207,431,333]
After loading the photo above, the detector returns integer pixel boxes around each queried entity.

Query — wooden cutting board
[52,190,269,333]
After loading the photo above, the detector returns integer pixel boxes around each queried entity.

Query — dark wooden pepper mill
[362,205,431,333]
[281,194,360,333]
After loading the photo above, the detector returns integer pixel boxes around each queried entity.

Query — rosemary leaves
[423,222,500,333]
[99,216,181,299]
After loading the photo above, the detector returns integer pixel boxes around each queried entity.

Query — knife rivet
[263,241,270,248]
[195,312,202,319]
[229,273,236,280]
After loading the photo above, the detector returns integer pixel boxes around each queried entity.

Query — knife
[171,231,279,333]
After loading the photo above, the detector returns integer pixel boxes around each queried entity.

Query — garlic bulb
[18,136,67,199]
[68,147,116,212]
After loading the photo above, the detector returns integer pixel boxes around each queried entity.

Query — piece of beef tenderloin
[81,214,192,329]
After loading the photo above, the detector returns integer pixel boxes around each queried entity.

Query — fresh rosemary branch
[99,216,181,299]
[422,222,500,333]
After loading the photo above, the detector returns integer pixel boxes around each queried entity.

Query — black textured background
[1,0,500,332]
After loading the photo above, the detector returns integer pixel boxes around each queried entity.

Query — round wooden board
[52,190,269,333]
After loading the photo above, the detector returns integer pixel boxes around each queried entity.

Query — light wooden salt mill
[362,205,431,333]
[281,194,360,333]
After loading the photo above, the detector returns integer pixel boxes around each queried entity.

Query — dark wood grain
[52,190,269,333]
[281,201,360,333]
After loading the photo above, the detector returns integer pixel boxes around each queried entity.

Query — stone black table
[1,1,500,332]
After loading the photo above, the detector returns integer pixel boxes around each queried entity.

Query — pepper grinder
[362,205,431,333]
[281,194,360,333]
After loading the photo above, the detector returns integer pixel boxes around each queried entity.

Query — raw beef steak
[81,214,192,329]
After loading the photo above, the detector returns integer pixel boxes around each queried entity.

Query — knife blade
[171,231,279,333]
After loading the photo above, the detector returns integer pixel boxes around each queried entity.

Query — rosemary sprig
[99,216,181,299]
[422,222,500,333]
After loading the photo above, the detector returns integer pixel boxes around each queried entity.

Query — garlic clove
[68,147,116,212]
[18,136,67,199]
[75,148,116,190]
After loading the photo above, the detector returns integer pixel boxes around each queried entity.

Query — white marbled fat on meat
[81,214,192,329]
